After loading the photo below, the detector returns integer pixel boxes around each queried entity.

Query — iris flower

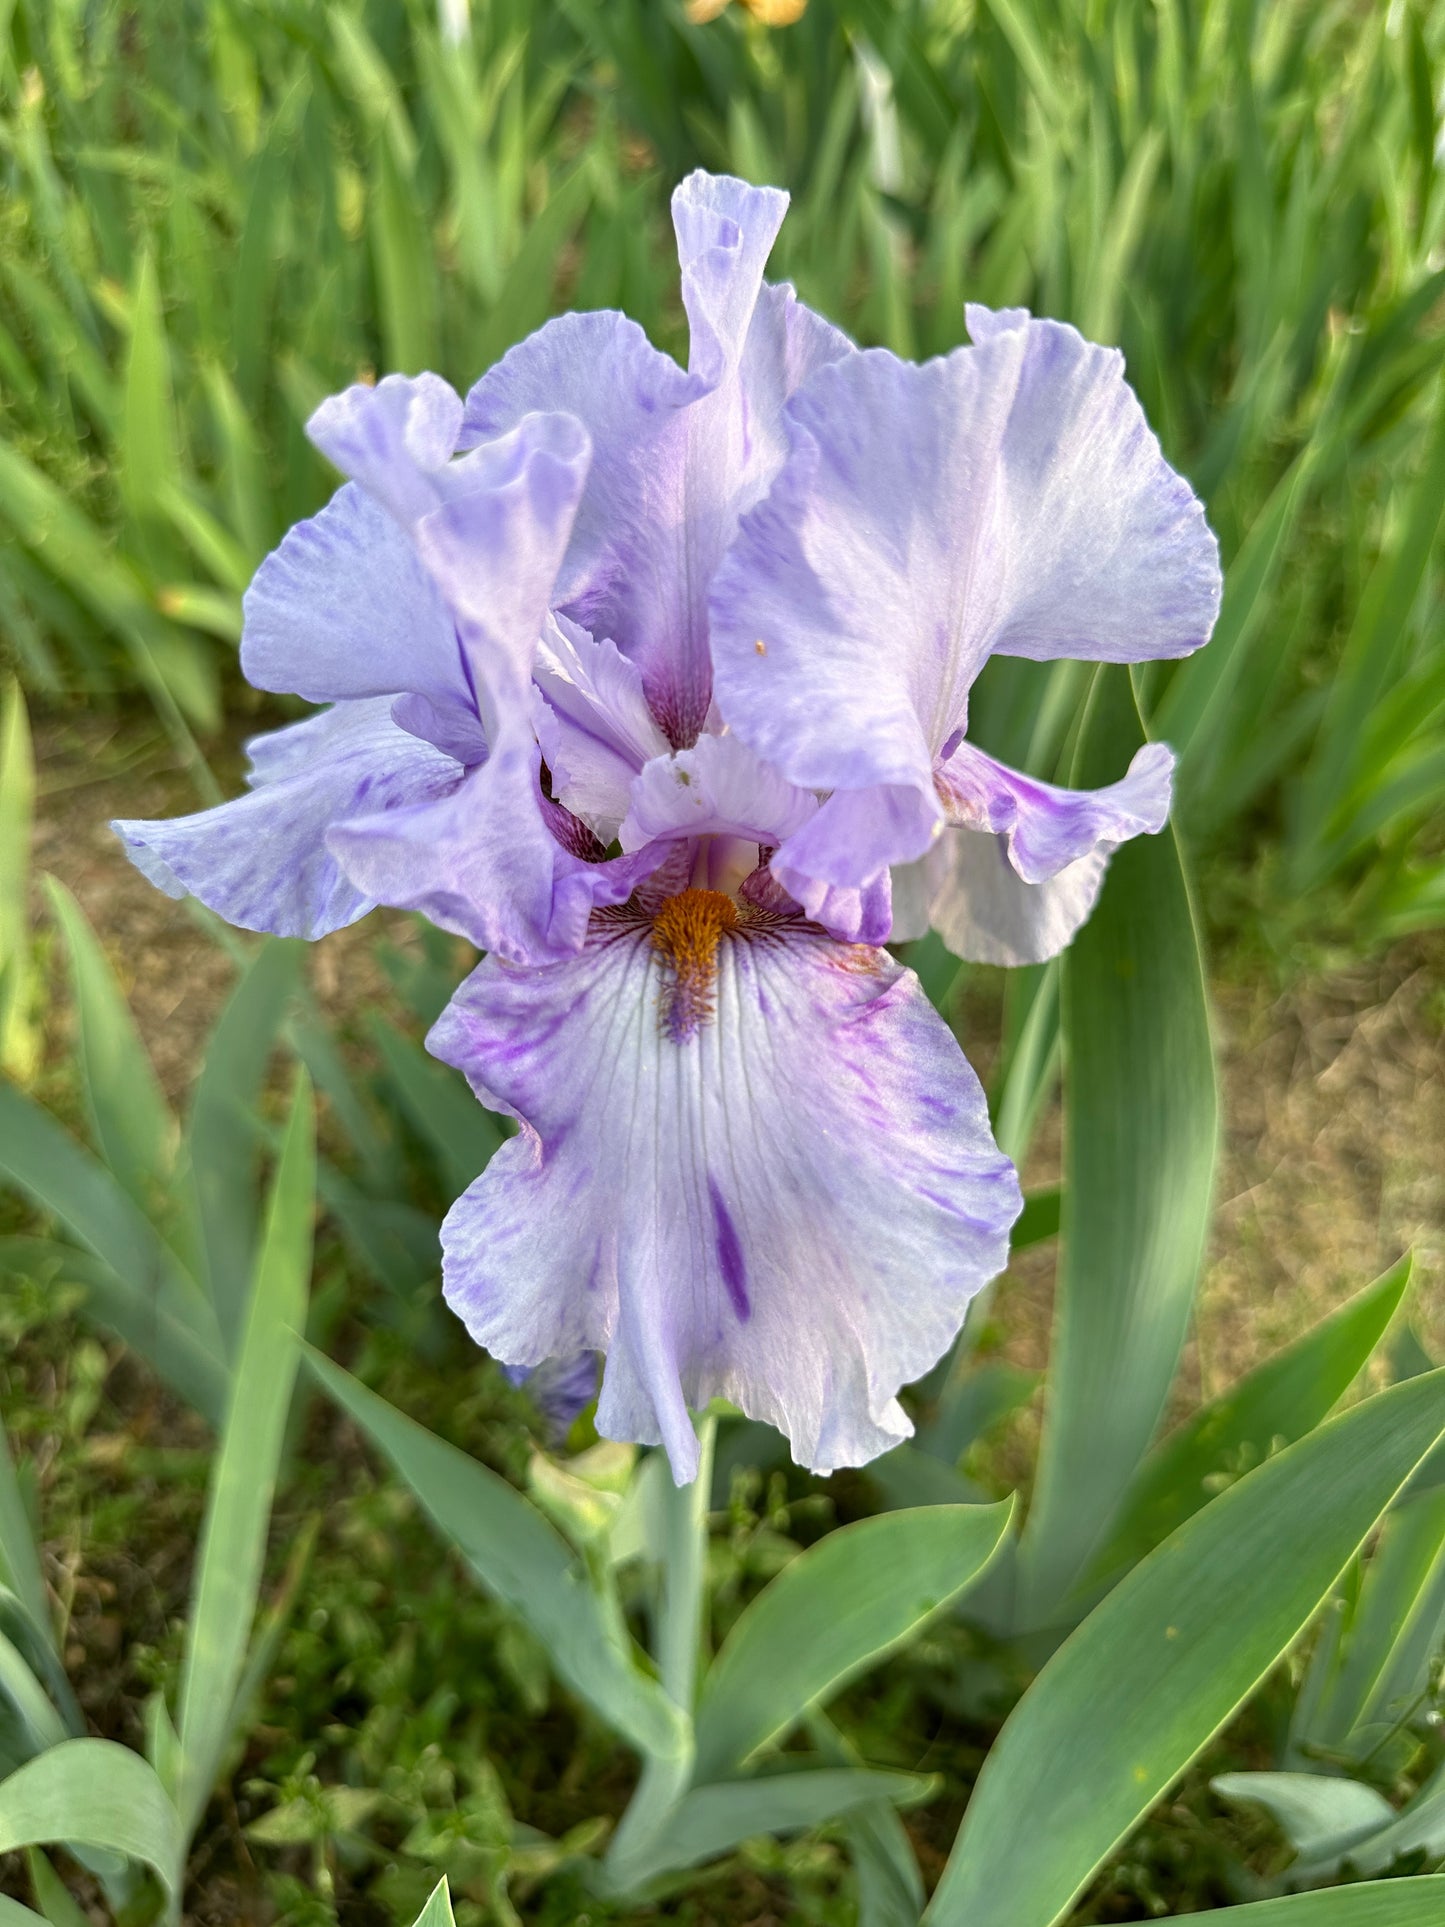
[115,173,1220,1482]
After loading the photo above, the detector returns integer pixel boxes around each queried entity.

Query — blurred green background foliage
[1,0,1442,942]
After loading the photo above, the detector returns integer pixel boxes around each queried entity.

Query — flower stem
[603,1412,716,1895]
[657,1412,716,1710]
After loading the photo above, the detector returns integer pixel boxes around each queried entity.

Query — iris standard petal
[461,309,696,718]
[672,169,789,383]
[902,740,1175,967]
[957,306,1222,664]
[410,412,594,741]
[306,371,464,526]
[239,482,471,722]
[619,730,816,853]
[710,341,1027,813]
[284,408,605,963]
[429,908,1021,1483]
[532,613,670,836]
[112,700,461,940]
[461,175,850,747]
[308,379,592,751]
[710,317,1219,905]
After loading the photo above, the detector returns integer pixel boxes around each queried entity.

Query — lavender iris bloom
[113,173,1220,1484]
[505,1353,601,1441]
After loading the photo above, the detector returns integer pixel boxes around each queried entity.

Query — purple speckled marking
[709,1178,751,1321]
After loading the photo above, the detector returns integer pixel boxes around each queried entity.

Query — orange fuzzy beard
[651,888,740,1040]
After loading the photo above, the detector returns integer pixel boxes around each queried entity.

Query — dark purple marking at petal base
[709,1179,751,1321]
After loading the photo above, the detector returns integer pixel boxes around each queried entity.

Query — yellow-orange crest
[651,888,740,1041]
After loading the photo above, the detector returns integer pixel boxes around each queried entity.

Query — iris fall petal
[112,700,460,940]
[431,910,1021,1483]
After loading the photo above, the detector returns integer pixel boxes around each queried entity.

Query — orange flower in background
[686,0,810,25]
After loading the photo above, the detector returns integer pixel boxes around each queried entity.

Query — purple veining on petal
[540,793,609,861]
[916,1188,961,1213]
[431,913,1020,1483]
[709,1179,751,1321]
[633,841,696,915]
[112,700,462,940]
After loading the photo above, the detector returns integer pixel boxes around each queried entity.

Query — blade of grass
[0,1425,48,1643]
[368,1012,504,1198]
[0,1089,226,1417]
[184,939,303,1357]
[305,1346,688,1762]
[1292,377,1445,887]
[44,878,176,1213]
[1152,1879,1445,1923]
[0,682,37,1083]
[119,247,182,543]
[175,1070,314,1839]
